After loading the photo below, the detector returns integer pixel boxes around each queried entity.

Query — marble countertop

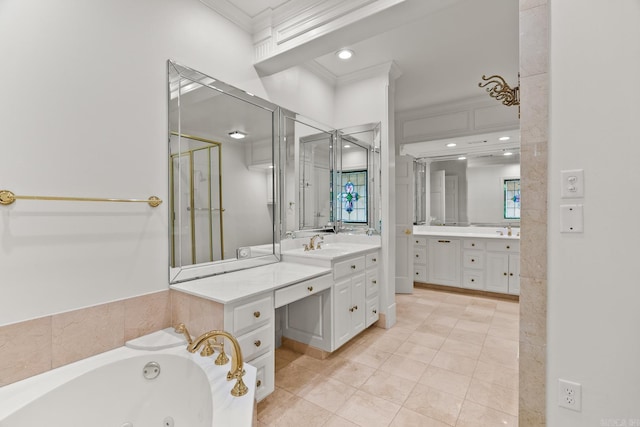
[413,225,520,240]
[170,262,332,304]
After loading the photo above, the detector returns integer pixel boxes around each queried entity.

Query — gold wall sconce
[479,74,520,117]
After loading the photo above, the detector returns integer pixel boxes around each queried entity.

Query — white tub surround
[413,225,520,296]
[0,329,256,427]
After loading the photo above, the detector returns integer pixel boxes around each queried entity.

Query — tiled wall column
[519,0,549,425]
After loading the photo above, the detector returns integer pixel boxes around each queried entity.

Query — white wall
[548,1,640,424]
[0,0,264,326]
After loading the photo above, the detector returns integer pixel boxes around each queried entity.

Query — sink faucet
[507,224,512,236]
[174,324,248,397]
[309,234,323,250]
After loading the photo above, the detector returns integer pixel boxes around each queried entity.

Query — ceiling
[211,0,519,114]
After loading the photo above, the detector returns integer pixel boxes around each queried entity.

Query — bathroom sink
[282,242,379,261]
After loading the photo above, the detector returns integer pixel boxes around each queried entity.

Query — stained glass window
[504,178,521,219]
[339,170,367,223]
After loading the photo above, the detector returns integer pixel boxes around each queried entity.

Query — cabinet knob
[307,286,313,292]
[256,380,262,387]
[349,307,354,312]
[510,273,514,276]
[373,309,377,314]
[506,245,511,249]
[471,258,475,262]
[372,280,377,284]
[415,272,419,275]
[253,311,261,318]
[471,243,475,247]
[471,278,475,282]
[254,340,261,347]
[415,254,419,258]
[372,258,377,262]
[351,265,356,269]
[354,305,358,310]
[503,272,508,276]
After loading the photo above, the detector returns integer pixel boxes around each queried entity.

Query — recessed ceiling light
[228,131,246,139]
[499,136,511,141]
[336,49,354,60]
[504,151,513,156]
[458,156,467,160]
[344,144,351,148]
[446,143,457,147]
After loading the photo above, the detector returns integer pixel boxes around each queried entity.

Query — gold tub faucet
[174,324,248,397]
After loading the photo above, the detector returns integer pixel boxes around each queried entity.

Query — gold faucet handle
[200,340,215,357]
[174,323,193,345]
[212,338,230,365]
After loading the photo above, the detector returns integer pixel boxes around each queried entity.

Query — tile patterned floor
[257,287,519,426]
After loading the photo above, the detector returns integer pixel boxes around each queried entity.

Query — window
[339,170,367,223]
[504,178,521,219]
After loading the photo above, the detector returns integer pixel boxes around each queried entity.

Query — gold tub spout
[188,329,248,397]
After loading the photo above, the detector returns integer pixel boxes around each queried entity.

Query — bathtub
[0,329,256,427]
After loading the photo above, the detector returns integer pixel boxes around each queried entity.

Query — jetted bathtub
[0,329,256,427]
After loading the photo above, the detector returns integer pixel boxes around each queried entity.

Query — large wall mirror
[402,129,520,227]
[168,61,281,283]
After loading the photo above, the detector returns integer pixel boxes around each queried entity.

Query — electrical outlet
[558,379,582,411]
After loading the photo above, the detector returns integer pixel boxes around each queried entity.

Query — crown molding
[198,0,253,33]
[336,61,402,87]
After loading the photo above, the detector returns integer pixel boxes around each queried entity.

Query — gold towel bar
[0,190,162,207]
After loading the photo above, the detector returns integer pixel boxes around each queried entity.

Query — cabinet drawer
[365,269,379,297]
[486,240,520,252]
[274,274,332,308]
[414,236,427,246]
[414,266,427,282]
[366,297,379,327]
[463,271,484,290]
[464,239,485,250]
[414,247,427,264]
[249,351,274,402]
[463,252,484,269]
[334,256,365,279]
[233,295,273,335]
[365,251,380,268]
[237,323,272,361]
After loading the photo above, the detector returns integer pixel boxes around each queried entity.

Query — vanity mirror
[401,129,520,227]
[168,61,280,283]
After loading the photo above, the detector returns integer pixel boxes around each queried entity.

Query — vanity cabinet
[413,237,428,282]
[485,241,520,295]
[413,235,520,296]
[334,256,366,349]
[427,238,461,287]
[365,252,380,327]
[223,292,275,402]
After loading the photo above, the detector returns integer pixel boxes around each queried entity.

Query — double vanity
[413,225,520,296]
[170,234,381,402]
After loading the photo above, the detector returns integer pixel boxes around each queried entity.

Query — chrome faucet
[174,324,247,397]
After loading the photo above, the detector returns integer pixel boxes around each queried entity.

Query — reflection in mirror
[168,61,280,283]
[402,129,520,227]
[337,124,382,233]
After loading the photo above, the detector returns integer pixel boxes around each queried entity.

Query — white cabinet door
[334,278,351,348]
[508,255,520,295]
[427,238,461,286]
[485,252,510,293]
[395,155,415,294]
[351,273,366,335]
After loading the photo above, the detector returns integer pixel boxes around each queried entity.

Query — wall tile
[52,301,125,368]
[0,317,52,386]
[520,0,547,12]
[520,5,549,78]
[519,278,547,347]
[520,74,549,143]
[124,290,171,341]
[519,342,546,425]
[170,290,224,337]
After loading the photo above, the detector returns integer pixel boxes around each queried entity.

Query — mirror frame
[168,60,281,283]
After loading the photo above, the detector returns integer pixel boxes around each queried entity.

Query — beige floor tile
[275,356,292,372]
[322,415,359,426]
[484,335,519,353]
[257,387,296,425]
[325,358,376,388]
[360,334,405,353]
[403,383,463,426]
[439,337,483,360]
[469,298,498,309]
[336,390,401,427]
[473,360,519,391]
[360,370,416,405]
[444,293,473,306]
[274,363,320,396]
[415,321,454,338]
[269,396,332,427]
[340,343,393,369]
[447,327,487,346]
[495,300,520,314]
[478,345,519,370]
[465,377,519,416]
[454,319,491,334]
[455,400,518,427]
[431,305,466,319]
[407,330,446,350]
[379,354,428,381]
[487,324,519,340]
[430,350,478,377]
[394,340,438,364]
[419,365,472,398]
[300,376,356,413]
[390,407,452,427]
[290,353,342,374]
[379,325,413,341]
[275,347,304,362]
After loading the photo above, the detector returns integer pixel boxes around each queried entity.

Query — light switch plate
[561,169,585,198]
[560,204,584,233]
